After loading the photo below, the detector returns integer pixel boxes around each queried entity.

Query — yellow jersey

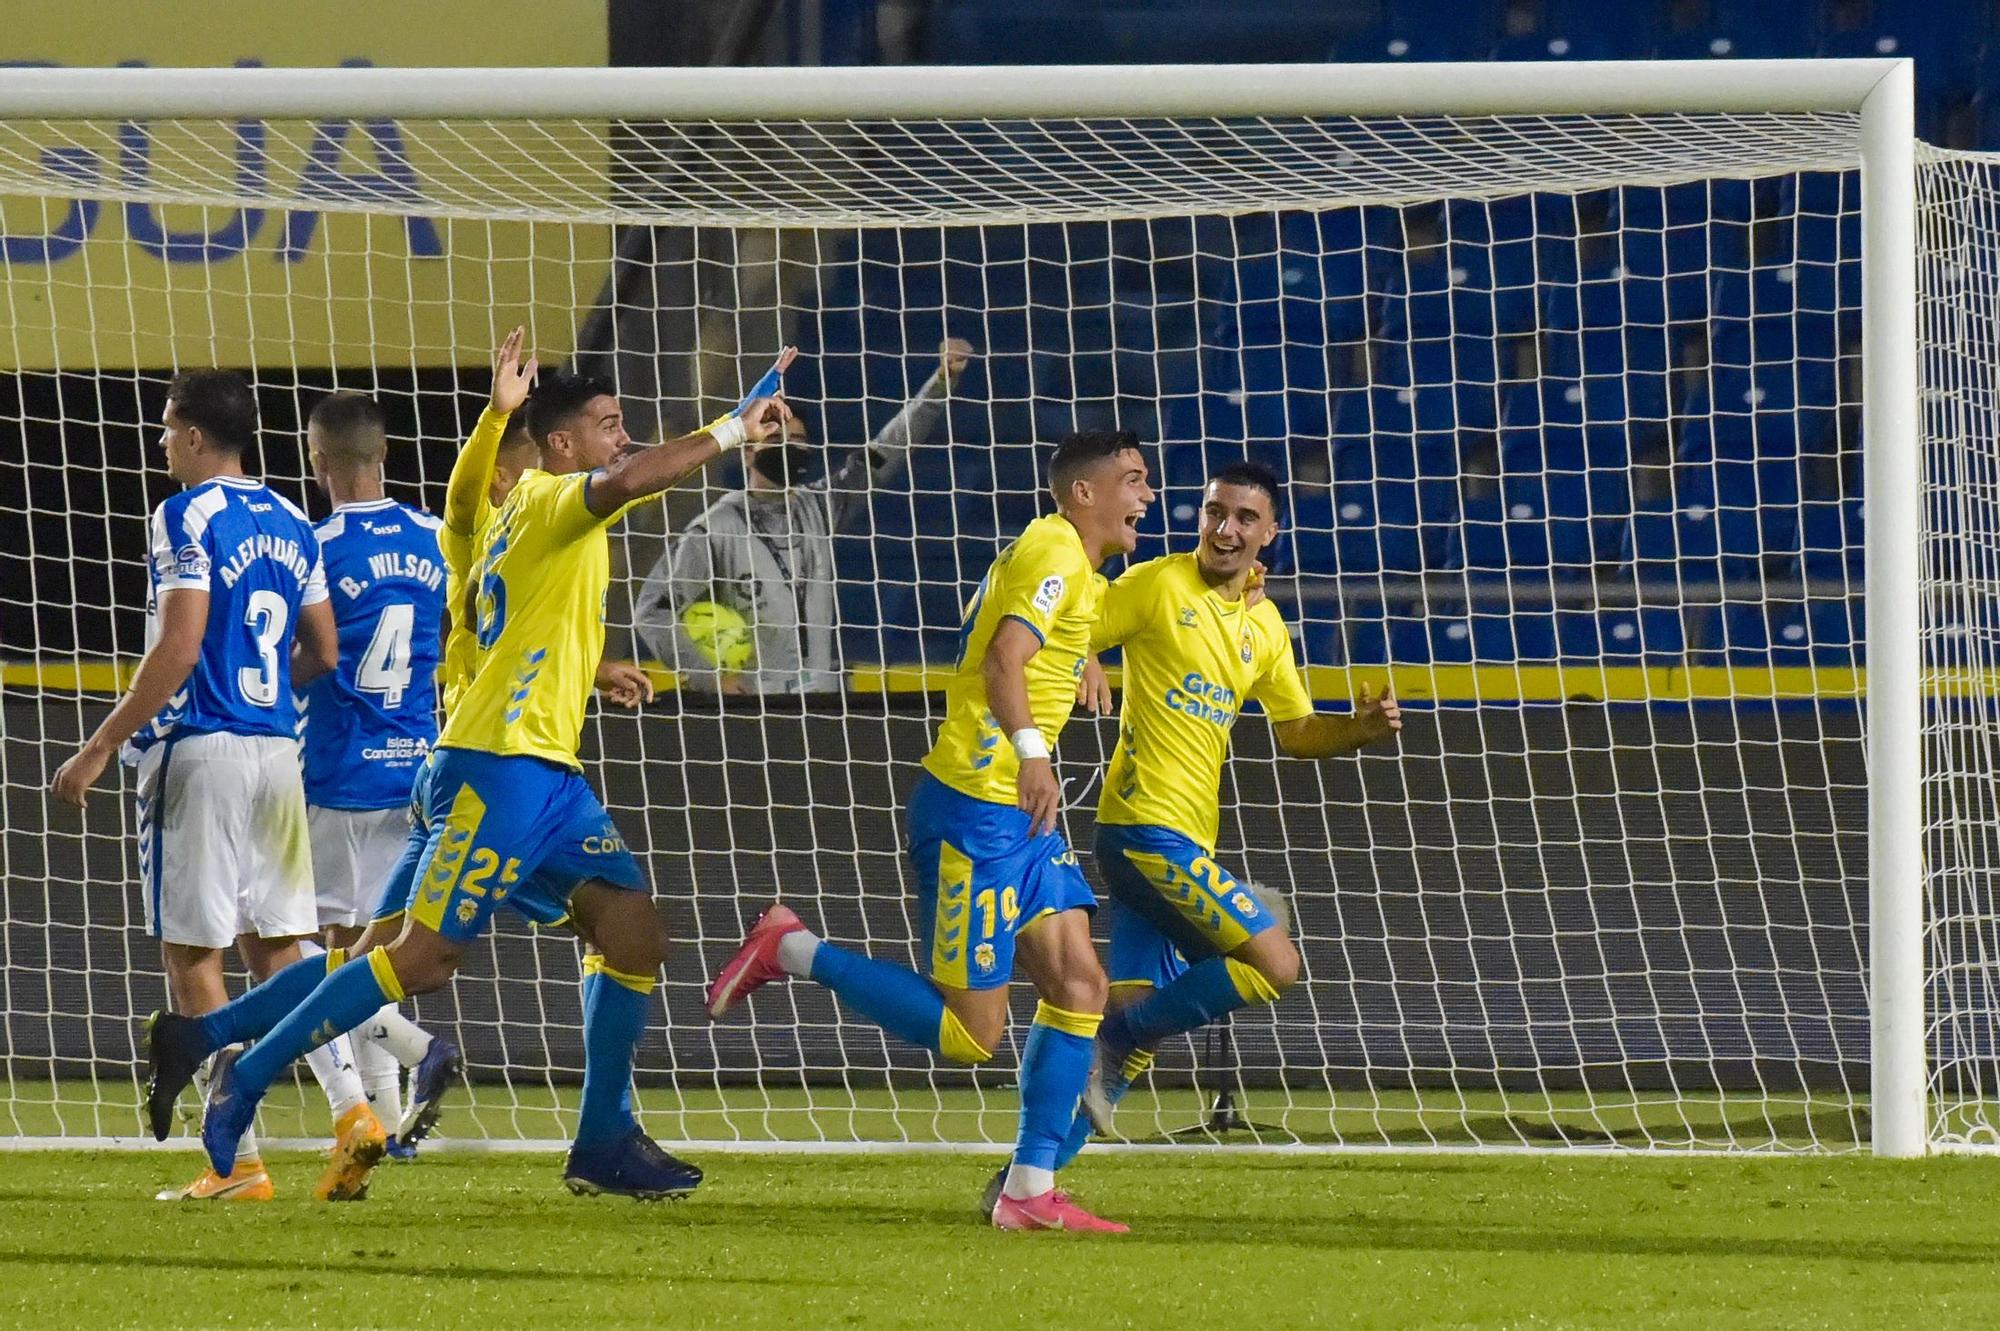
[1093,552,1314,853]
[922,513,1104,805]
[438,406,511,719]
[437,468,623,768]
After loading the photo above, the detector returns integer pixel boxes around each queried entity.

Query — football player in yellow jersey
[182,360,790,1201]
[708,430,1155,1233]
[1050,461,1400,1179]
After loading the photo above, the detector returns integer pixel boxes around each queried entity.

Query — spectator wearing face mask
[634,337,974,695]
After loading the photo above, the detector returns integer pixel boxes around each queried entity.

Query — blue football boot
[563,1126,703,1201]
[200,1046,260,1179]
[396,1036,462,1148]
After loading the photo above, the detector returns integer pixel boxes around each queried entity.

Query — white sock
[775,927,821,978]
[361,1004,433,1067]
[1002,1163,1055,1200]
[196,1051,260,1166]
[304,1033,370,1120]
[352,1028,404,1128]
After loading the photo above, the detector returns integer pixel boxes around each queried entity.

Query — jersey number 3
[238,589,289,707]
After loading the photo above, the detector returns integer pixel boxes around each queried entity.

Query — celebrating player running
[708,429,1156,1233]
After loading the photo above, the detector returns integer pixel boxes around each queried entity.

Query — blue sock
[1101,957,1255,1052]
[809,943,945,1053]
[195,953,328,1052]
[231,953,399,1100]
[576,965,650,1150]
[1052,1076,1135,1170]
[1014,1004,1099,1172]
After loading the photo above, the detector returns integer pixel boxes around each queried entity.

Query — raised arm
[51,588,208,807]
[584,397,790,518]
[1271,682,1402,759]
[444,326,537,537]
[982,616,1061,835]
[824,337,973,530]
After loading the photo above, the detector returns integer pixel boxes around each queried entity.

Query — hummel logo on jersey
[1178,607,1198,627]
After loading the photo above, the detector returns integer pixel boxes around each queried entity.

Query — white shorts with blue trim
[307,804,411,929]
[135,732,318,949]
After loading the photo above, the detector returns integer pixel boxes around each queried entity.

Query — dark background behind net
[4,697,1873,1097]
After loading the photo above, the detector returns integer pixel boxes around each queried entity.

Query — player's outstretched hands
[491,325,538,415]
[939,337,975,381]
[51,742,112,809]
[1356,681,1402,744]
[1076,655,1113,715]
[1017,757,1063,838]
[736,395,793,449]
[1244,559,1269,610]
[594,659,655,709]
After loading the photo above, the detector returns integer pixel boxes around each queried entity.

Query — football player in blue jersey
[299,390,460,1173]
[52,370,375,1202]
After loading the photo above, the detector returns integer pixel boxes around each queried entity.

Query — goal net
[0,63,1945,1153]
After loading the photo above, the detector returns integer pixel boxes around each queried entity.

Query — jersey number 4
[357,602,416,709]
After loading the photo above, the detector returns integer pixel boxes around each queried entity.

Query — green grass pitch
[4,1148,1998,1329]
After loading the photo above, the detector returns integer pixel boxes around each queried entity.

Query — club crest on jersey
[1032,574,1065,614]
[1241,633,1254,664]
[456,899,479,925]
[974,943,997,974]
[1178,607,1198,628]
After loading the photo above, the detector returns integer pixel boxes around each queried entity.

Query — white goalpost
[0,58,1950,1156]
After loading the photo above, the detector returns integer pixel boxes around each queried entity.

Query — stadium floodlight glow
[0,59,1936,1156]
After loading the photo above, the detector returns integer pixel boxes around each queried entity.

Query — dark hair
[306,391,387,466]
[166,370,258,456]
[525,370,617,445]
[1208,460,1283,520]
[1048,429,1141,501]
[498,409,539,457]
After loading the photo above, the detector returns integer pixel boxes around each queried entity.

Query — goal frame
[0,57,1921,1156]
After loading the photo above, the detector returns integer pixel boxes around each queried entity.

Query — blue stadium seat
[1297,600,1394,666]
[1585,606,1688,661]
[1471,608,1558,662]
[1495,378,1633,569]
[1796,497,1863,583]
[1609,182,1752,319]
[1805,596,1863,665]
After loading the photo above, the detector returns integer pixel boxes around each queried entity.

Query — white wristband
[710,415,748,450]
[1010,728,1049,762]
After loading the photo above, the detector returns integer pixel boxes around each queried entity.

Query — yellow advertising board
[0,1,611,369]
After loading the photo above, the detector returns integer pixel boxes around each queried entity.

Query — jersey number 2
[238,589,288,707]
[357,603,416,709]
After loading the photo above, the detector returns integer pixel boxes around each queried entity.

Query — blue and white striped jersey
[300,499,446,810]
[125,476,327,760]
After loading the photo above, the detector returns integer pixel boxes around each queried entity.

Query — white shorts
[307,805,412,928]
[136,732,318,950]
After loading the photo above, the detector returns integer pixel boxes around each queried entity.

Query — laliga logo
[1,59,444,267]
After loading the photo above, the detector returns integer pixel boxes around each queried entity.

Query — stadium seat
[1805,595,1864,665]
[1579,605,1687,661]
[1472,607,1559,662]
[1796,496,1863,583]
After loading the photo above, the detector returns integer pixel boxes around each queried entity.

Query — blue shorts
[1096,823,1279,989]
[905,772,1096,992]
[373,748,644,943]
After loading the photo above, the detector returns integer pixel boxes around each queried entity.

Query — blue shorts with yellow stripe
[906,772,1095,992]
[1095,822,1279,989]
[372,748,643,942]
